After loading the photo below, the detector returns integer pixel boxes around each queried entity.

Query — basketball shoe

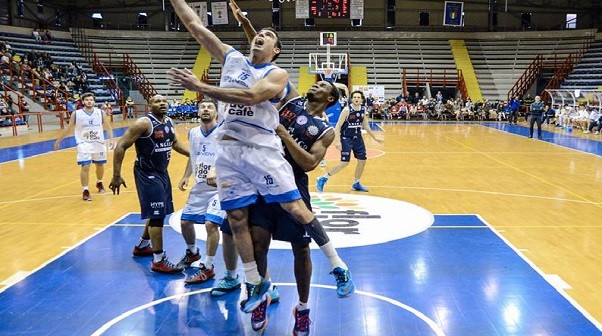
[176,248,201,268]
[331,267,355,297]
[132,245,153,257]
[352,181,369,192]
[211,273,241,296]
[185,264,215,284]
[96,182,106,194]
[82,189,91,201]
[292,307,311,336]
[251,294,271,332]
[151,256,184,274]
[241,277,271,313]
[316,176,328,192]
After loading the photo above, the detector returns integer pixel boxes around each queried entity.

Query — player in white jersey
[54,92,114,201]
[168,0,334,318]
[176,100,227,284]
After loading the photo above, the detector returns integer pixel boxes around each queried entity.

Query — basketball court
[1,120,601,335]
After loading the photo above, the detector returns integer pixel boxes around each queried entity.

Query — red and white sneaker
[176,248,201,268]
[185,264,216,284]
[96,182,106,194]
[82,190,92,201]
[132,245,153,257]
[151,256,184,274]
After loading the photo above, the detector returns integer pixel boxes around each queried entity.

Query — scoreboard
[309,0,350,19]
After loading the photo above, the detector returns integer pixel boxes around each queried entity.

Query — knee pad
[148,218,165,227]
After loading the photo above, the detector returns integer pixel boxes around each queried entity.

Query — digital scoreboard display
[309,0,350,19]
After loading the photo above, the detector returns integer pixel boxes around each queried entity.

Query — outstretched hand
[229,0,247,23]
[109,176,127,195]
[168,68,203,92]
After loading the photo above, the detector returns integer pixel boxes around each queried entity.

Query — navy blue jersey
[134,114,176,172]
[279,97,333,179]
[342,104,365,137]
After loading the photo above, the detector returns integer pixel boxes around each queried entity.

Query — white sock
[319,241,347,270]
[243,262,261,284]
[82,186,89,191]
[297,302,309,311]
[153,251,164,263]
[96,179,102,183]
[322,173,331,179]
[354,178,360,184]
[226,269,237,278]
[137,239,151,248]
[203,255,215,267]
[187,244,196,252]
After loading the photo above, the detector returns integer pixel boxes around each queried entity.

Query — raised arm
[229,0,257,44]
[169,67,289,106]
[170,0,231,64]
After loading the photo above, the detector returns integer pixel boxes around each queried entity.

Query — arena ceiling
[36,0,600,14]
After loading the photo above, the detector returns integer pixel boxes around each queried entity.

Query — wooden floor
[1,120,601,327]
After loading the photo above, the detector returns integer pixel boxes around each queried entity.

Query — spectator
[1,52,9,65]
[509,96,521,124]
[19,96,30,125]
[125,96,135,119]
[102,101,113,116]
[32,29,41,42]
[42,29,52,44]
[587,109,602,134]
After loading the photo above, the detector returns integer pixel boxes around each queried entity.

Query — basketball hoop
[321,67,339,82]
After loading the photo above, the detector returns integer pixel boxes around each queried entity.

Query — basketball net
[322,67,338,82]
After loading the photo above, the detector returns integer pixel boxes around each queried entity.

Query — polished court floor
[0,121,601,335]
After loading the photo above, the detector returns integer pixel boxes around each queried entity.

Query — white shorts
[216,143,301,211]
[77,151,107,165]
[181,184,226,225]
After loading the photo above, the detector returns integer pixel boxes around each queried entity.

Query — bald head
[149,95,168,117]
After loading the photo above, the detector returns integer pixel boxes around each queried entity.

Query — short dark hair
[198,99,217,108]
[325,82,340,109]
[350,90,365,103]
[260,28,282,62]
[81,92,94,100]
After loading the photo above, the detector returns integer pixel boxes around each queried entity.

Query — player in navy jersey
[109,94,190,274]
[224,1,355,333]
[318,90,384,192]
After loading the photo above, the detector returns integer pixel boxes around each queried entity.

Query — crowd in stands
[364,90,602,134]
[31,29,52,44]
[1,36,91,117]
[167,97,202,119]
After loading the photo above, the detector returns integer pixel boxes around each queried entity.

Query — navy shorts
[134,166,174,219]
[249,196,310,245]
[340,135,367,161]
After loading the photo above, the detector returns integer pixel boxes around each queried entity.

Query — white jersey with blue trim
[73,107,106,153]
[189,125,220,191]
[216,48,286,151]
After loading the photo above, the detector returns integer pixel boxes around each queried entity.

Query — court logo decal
[169,193,434,249]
